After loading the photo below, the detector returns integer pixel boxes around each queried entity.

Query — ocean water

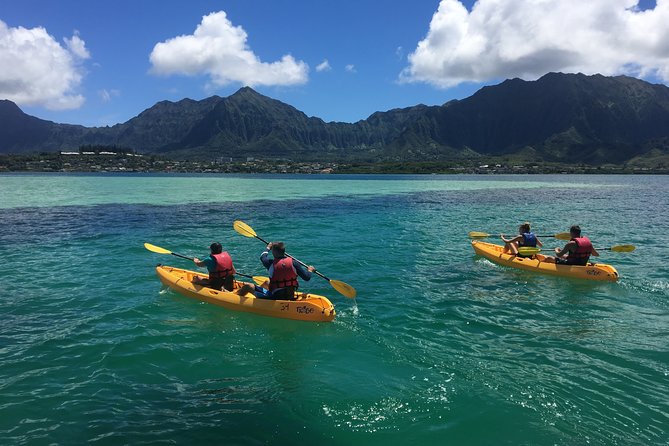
[0,173,667,445]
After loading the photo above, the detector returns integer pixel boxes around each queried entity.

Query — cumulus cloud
[401,0,669,88]
[316,59,331,72]
[345,64,356,73]
[0,20,90,109]
[150,11,309,87]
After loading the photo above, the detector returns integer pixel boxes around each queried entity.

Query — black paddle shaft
[172,251,257,279]
[171,252,194,261]
[253,235,332,282]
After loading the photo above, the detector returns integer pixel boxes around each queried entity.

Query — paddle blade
[468,231,490,239]
[144,242,172,254]
[233,220,257,238]
[610,244,636,252]
[330,279,357,298]
[517,247,541,256]
[553,232,572,241]
[252,276,269,286]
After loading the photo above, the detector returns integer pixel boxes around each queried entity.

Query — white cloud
[0,20,90,109]
[99,88,120,103]
[345,64,356,73]
[65,31,90,59]
[316,59,331,72]
[401,0,669,88]
[150,11,309,87]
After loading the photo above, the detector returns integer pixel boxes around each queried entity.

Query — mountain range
[2,72,669,165]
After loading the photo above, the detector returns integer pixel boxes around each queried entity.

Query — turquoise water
[0,173,667,445]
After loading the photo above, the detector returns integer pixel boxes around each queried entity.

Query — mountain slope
[390,73,669,163]
[2,73,669,165]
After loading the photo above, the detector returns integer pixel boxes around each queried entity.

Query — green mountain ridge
[1,73,669,165]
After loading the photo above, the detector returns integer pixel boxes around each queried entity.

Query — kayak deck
[156,265,336,322]
[471,240,619,282]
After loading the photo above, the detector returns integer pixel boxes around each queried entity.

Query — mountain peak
[225,87,277,108]
[0,99,25,116]
[231,86,262,97]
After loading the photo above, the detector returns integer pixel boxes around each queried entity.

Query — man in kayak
[238,241,315,300]
[545,225,600,265]
[501,222,543,256]
[193,242,237,291]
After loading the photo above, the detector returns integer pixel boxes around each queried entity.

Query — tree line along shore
[0,151,666,175]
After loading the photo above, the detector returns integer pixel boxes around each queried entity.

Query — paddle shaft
[251,234,333,282]
[471,231,571,240]
[170,252,194,261]
[532,247,623,252]
[519,245,632,254]
[505,233,569,239]
[233,220,356,298]
[151,246,259,280]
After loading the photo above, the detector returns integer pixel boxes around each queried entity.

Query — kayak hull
[471,240,619,282]
[156,265,336,322]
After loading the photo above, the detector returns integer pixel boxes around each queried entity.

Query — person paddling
[501,222,543,256]
[545,225,599,265]
[193,242,237,291]
[238,242,315,300]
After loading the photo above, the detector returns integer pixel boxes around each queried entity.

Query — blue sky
[0,0,666,127]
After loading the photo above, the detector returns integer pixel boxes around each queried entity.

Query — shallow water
[0,173,667,445]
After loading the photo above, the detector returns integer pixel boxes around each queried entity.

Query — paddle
[469,231,571,240]
[517,245,636,256]
[232,220,357,298]
[143,242,268,285]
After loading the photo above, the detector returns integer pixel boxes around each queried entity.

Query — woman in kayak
[545,225,600,265]
[501,222,543,256]
[238,241,315,300]
[193,242,237,291]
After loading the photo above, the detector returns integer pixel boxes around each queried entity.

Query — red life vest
[269,257,299,291]
[568,237,593,264]
[210,252,235,279]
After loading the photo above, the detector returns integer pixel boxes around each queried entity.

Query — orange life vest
[209,252,235,279]
[269,257,299,291]
[568,237,593,265]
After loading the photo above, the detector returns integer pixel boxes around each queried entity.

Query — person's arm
[591,246,600,257]
[260,249,272,270]
[535,237,543,248]
[554,241,574,258]
[293,259,314,281]
[501,234,521,244]
[194,256,209,268]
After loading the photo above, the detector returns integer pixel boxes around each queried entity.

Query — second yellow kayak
[471,240,619,282]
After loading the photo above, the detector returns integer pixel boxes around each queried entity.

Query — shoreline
[1,152,667,175]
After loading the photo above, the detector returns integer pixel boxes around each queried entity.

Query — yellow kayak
[156,265,336,322]
[471,240,619,282]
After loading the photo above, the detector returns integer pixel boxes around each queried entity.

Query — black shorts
[253,286,296,300]
[210,275,235,292]
[555,258,588,266]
